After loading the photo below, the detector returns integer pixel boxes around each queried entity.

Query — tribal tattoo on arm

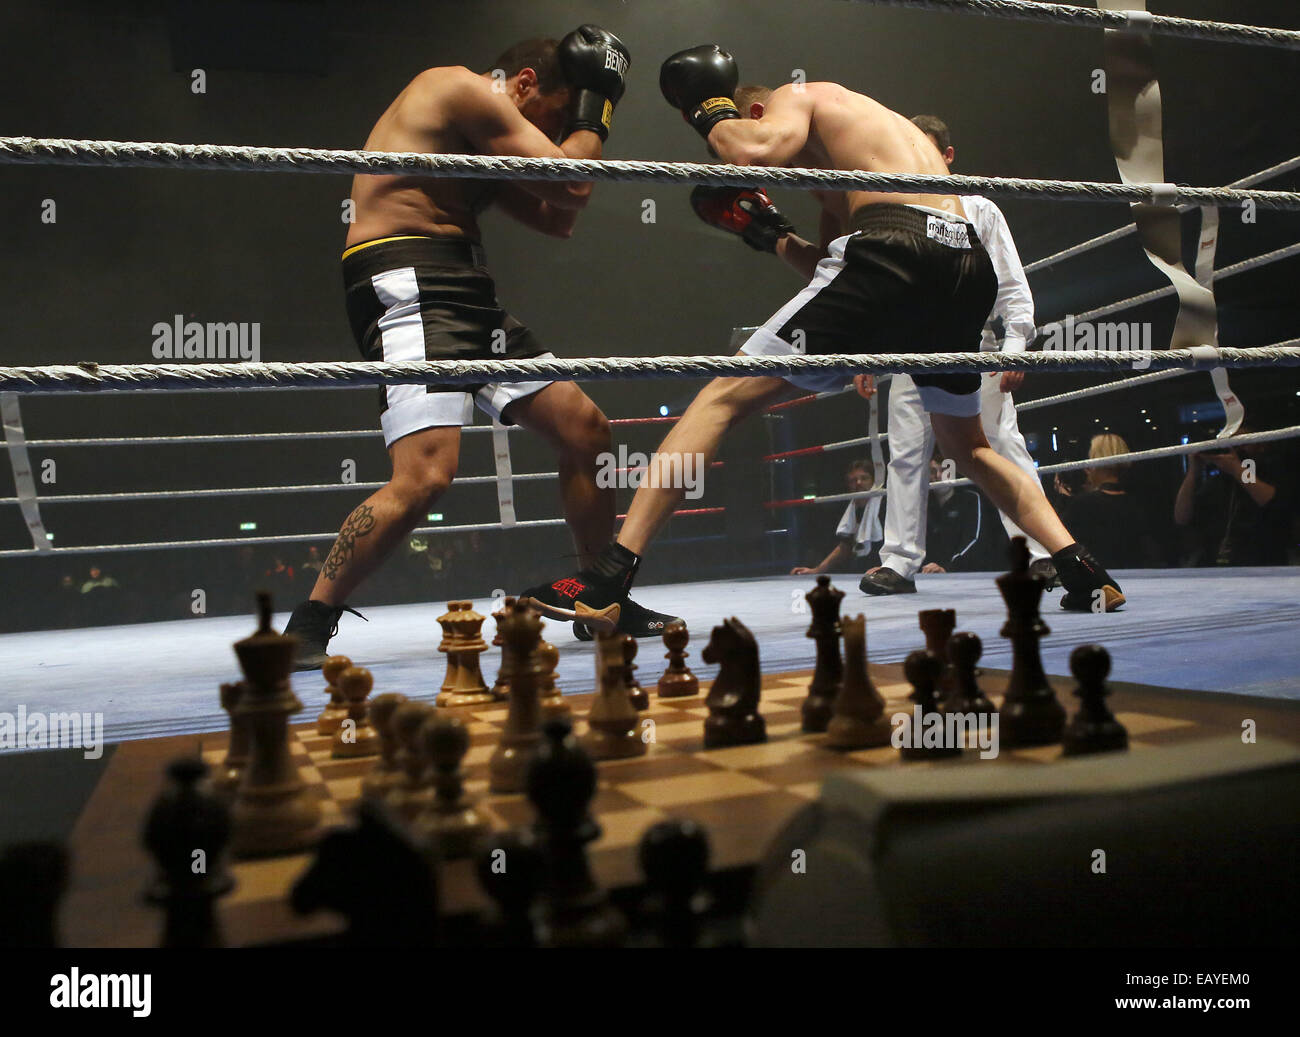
[321,504,377,581]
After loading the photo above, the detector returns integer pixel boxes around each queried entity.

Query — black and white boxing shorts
[740,203,999,417]
[341,235,554,446]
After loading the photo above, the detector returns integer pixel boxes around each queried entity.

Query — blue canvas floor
[2,567,1297,746]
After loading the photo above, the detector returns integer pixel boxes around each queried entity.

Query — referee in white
[858,115,1054,595]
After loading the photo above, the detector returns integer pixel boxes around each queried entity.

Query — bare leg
[930,412,1073,554]
[310,426,461,605]
[505,381,613,568]
[618,374,794,555]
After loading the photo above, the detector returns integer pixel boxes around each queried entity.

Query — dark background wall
[1,0,1297,629]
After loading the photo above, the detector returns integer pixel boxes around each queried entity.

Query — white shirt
[961,195,1036,354]
[836,496,884,557]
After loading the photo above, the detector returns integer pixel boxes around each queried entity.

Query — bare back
[791,83,966,227]
[345,66,497,248]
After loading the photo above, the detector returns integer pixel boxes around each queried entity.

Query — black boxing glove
[690,185,795,253]
[558,25,631,141]
[659,45,740,140]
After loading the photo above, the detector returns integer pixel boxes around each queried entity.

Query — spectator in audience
[920,455,1008,573]
[1174,429,1294,566]
[264,555,296,597]
[791,460,884,575]
[1055,434,1158,568]
[80,564,120,596]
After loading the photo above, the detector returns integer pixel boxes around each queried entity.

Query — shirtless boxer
[522,45,1123,628]
[285,27,679,670]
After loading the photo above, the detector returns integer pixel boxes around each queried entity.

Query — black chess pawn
[638,819,713,948]
[1062,644,1129,757]
[141,756,235,948]
[800,576,845,733]
[474,828,544,948]
[526,718,626,947]
[941,631,997,716]
[899,649,962,761]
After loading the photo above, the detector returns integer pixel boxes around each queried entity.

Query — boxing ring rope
[3,345,1300,396]
[1024,154,1300,275]
[4,137,1300,211]
[840,0,1300,50]
[767,423,1300,510]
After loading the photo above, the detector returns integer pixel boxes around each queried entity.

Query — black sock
[588,541,641,586]
[1051,542,1082,565]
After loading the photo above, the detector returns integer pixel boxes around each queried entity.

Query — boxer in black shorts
[285,27,680,669]
[523,48,1124,629]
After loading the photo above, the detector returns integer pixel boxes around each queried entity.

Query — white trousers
[878,372,1050,578]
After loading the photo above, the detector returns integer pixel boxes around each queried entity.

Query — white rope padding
[792,423,1300,505]
[3,137,1300,210]
[3,346,1300,396]
[1024,154,1300,274]
[842,0,1300,50]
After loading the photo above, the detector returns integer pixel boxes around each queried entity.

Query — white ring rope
[1046,241,1300,329]
[841,0,1300,50]
[1016,368,1189,412]
[3,345,1300,395]
[1024,154,1300,274]
[3,137,1300,210]
[787,423,1300,506]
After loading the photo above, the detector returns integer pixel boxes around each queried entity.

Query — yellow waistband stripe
[341,234,433,260]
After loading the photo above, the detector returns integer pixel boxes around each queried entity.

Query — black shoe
[283,599,367,672]
[1028,557,1059,589]
[859,568,917,596]
[1052,544,1125,612]
[520,543,640,636]
[573,597,684,641]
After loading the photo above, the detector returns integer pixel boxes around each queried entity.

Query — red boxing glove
[690,185,795,253]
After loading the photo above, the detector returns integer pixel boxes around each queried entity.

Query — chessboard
[58,661,1300,947]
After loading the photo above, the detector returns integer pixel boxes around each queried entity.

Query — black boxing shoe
[520,542,641,636]
[572,597,684,641]
[1052,543,1125,612]
[283,599,367,672]
[859,567,917,596]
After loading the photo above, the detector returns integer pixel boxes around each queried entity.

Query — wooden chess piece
[584,631,648,760]
[657,620,699,698]
[801,576,844,732]
[997,537,1066,747]
[413,713,490,858]
[490,595,517,702]
[825,614,892,749]
[536,639,571,719]
[702,617,766,748]
[230,592,322,857]
[475,828,544,948]
[918,608,957,705]
[527,718,626,947]
[437,602,462,698]
[1062,644,1129,757]
[331,665,381,759]
[315,654,352,735]
[489,602,546,793]
[899,649,963,760]
[623,635,650,711]
[638,819,713,948]
[360,692,410,802]
[142,756,234,947]
[388,701,436,822]
[941,631,997,716]
[215,679,250,800]
[291,799,439,947]
[437,601,495,707]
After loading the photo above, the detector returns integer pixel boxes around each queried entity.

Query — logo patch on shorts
[926,216,971,249]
